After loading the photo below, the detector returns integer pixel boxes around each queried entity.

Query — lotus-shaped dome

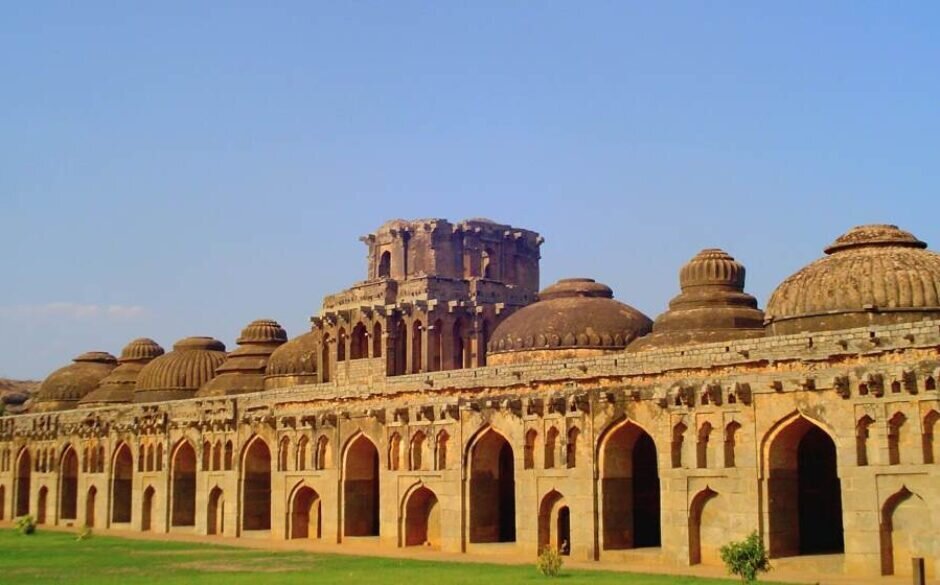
[33,352,118,412]
[487,278,652,365]
[134,337,226,403]
[197,319,287,397]
[766,224,940,334]
[629,249,764,351]
[80,338,164,407]
[264,330,320,389]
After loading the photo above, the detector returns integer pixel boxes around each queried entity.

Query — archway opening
[537,491,569,554]
[171,442,197,527]
[37,486,48,524]
[291,486,321,539]
[207,486,224,536]
[15,450,31,517]
[351,323,368,360]
[600,421,661,550]
[242,438,272,531]
[404,485,440,548]
[60,447,79,520]
[141,486,154,531]
[0,484,5,520]
[689,488,719,565]
[111,444,133,523]
[85,486,97,527]
[378,250,391,278]
[880,488,933,576]
[767,418,844,557]
[469,429,516,543]
[343,435,380,537]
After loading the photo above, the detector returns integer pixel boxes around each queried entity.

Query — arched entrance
[343,434,379,537]
[242,437,272,531]
[599,420,661,549]
[60,447,79,521]
[538,490,570,554]
[880,487,933,576]
[766,417,844,557]
[141,486,154,531]
[111,444,133,524]
[403,485,440,548]
[85,486,97,527]
[291,485,321,539]
[37,486,48,524]
[689,487,719,565]
[468,429,516,543]
[15,449,31,517]
[0,484,5,520]
[171,441,197,527]
[207,486,224,535]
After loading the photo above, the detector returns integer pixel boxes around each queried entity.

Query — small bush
[76,526,93,541]
[536,546,564,577]
[14,515,36,535]
[720,531,771,583]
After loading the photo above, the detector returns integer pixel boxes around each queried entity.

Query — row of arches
[523,426,580,469]
[277,435,331,472]
[856,409,940,467]
[388,430,448,471]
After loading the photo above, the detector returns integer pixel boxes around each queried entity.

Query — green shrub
[536,546,564,577]
[14,515,36,535]
[719,531,771,583]
[76,525,93,541]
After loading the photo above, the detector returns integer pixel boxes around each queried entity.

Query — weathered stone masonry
[1,220,938,580]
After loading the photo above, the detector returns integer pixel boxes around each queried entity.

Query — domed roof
[766,224,940,334]
[80,338,164,407]
[264,330,320,390]
[197,319,287,397]
[629,249,765,351]
[33,352,118,412]
[134,336,226,403]
[487,278,652,365]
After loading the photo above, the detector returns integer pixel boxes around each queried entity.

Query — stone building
[1,219,938,581]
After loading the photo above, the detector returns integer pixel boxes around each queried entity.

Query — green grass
[0,529,769,585]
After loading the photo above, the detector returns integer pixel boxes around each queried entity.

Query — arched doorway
[767,417,844,557]
[15,449,31,517]
[689,487,719,565]
[207,486,224,535]
[599,420,661,550]
[141,486,154,531]
[37,486,48,524]
[111,444,133,524]
[468,429,516,543]
[291,485,321,539]
[242,437,271,531]
[171,441,197,527]
[880,487,933,576]
[538,490,570,554]
[85,486,97,527]
[0,484,5,520]
[404,485,440,548]
[60,447,79,521]
[343,434,379,537]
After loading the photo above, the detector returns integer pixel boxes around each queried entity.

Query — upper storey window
[378,251,391,279]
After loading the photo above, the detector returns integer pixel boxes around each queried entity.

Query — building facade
[1,219,938,580]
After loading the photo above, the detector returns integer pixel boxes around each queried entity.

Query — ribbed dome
[264,331,320,390]
[197,319,287,397]
[766,224,940,334]
[629,249,764,351]
[134,337,226,403]
[487,278,652,365]
[80,338,165,407]
[33,352,118,412]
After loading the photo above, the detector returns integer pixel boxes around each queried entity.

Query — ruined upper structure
[766,224,940,334]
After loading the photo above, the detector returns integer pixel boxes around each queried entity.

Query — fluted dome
[629,249,764,351]
[264,331,320,390]
[487,278,652,365]
[134,337,226,403]
[80,338,165,407]
[33,352,118,412]
[766,224,940,335]
[197,319,287,397]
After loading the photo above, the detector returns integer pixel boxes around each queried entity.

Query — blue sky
[1,2,938,379]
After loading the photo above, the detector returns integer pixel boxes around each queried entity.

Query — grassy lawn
[0,529,768,585]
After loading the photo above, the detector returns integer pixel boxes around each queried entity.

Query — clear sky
[1,2,938,379]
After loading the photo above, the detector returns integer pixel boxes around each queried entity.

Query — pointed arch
[289,482,321,540]
[524,428,537,470]
[538,490,570,555]
[170,439,197,527]
[351,322,368,360]
[435,430,449,470]
[278,436,291,472]
[315,435,331,470]
[59,445,79,520]
[201,440,211,471]
[207,486,224,536]
[213,440,222,471]
[545,426,559,469]
[373,322,383,358]
[724,421,741,468]
[856,415,876,466]
[402,483,440,548]
[241,435,272,531]
[343,432,380,537]
[111,442,134,524]
[296,436,310,471]
[14,448,31,517]
[696,422,713,469]
[467,426,516,543]
[671,421,687,468]
[923,410,940,464]
[689,487,719,565]
[224,440,233,470]
[388,432,402,471]
[85,485,97,527]
[880,486,931,576]
[141,485,155,531]
[566,427,580,468]
[409,431,427,471]
[36,486,48,524]
[887,411,907,465]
